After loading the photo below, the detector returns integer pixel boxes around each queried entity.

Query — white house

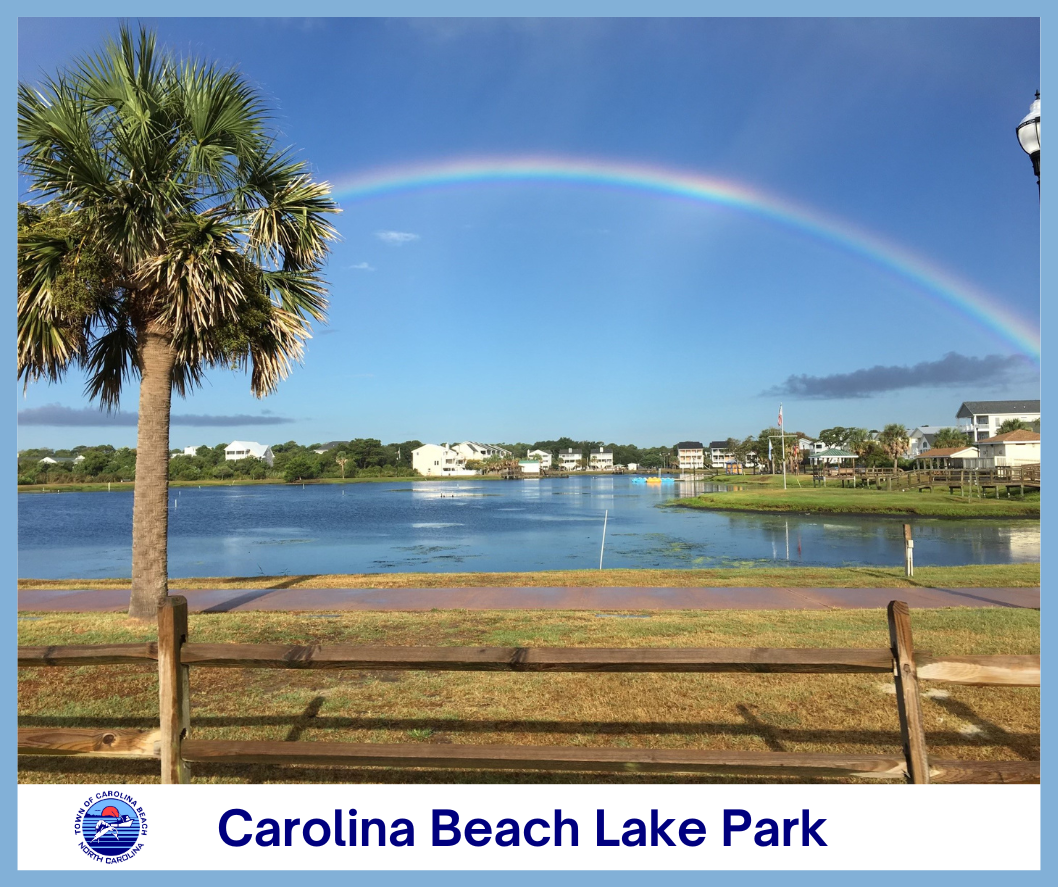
[972,430,1041,468]
[957,400,1040,442]
[676,441,705,471]
[225,441,275,467]
[708,441,732,470]
[518,459,542,475]
[527,449,553,469]
[453,441,511,462]
[412,444,476,477]
[627,462,638,472]
[182,446,201,457]
[588,446,614,472]
[906,426,952,457]
[558,448,583,471]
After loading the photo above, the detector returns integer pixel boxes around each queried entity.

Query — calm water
[17,476,1039,579]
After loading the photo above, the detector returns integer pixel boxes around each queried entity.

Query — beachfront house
[956,400,1041,442]
[519,459,542,475]
[588,446,615,472]
[224,441,275,467]
[971,430,1041,468]
[676,441,706,471]
[558,448,583,471]
[527,449,553,469]
[709,441,732,469]
[38,455,85,465]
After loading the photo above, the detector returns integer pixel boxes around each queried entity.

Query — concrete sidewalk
[17,585,1040,613]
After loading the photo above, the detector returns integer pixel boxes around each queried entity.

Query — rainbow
[331,156,1040,361]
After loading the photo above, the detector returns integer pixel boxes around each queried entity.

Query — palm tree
[997,418,1027,435]
[18,27,339,619]
[878,424,910,470]
[932,427,971,449]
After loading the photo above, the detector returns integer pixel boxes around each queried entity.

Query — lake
[17,476,1040,579]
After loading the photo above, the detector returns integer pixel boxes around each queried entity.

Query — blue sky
[16,17,1041,451]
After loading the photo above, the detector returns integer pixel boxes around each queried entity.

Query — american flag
[778,404,783,428]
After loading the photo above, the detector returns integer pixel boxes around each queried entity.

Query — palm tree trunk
[128,323,176,620]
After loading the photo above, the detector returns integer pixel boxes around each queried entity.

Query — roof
[560,447,581,454]
[708,440,730,449]
[590,447,613,455]
[979,430,1041,443]
[956,400,1040,418]
[918,446,979,459]
[676,441,704,450]
[813,448,856,458]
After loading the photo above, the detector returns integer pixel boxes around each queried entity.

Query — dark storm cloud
[763,352,1035,400]
[18,404,296,426]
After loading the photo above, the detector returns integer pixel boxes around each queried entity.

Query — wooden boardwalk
[813,464,1040,495]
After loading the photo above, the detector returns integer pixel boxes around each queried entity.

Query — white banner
[18,783,1039,870]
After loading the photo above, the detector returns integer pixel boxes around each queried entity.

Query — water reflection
[17,475,1039,579]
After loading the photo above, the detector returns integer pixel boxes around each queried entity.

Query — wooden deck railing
[18,597,1040,785]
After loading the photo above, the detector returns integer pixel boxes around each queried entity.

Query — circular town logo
[74,793,147,864]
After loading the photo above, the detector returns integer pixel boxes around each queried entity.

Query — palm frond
[83,317,138,409]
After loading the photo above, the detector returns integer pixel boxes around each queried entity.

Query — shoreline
[17,564,1041,591]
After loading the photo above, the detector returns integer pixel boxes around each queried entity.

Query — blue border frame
[8,2,1048,884]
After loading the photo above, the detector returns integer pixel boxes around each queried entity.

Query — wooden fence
[18,598,1039,785]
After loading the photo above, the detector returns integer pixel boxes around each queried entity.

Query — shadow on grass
[17,713,1039,758]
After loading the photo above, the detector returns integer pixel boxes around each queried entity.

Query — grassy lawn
[22,567,1041,592]
[674,479,1040,518]
[18,607,1039,784]
[17,563,1040,591]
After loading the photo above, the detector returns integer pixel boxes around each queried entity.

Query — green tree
[17,28,338,619]
[283,455,320,483]
[932,427,971,449]
[878,424,910,469]
[997,418,1027,434]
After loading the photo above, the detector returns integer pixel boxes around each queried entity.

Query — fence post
[887,601,930,784]
[158,595,191,784]
[903,524,913,578]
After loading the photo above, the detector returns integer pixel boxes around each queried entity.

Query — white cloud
[348,262,375,271]
[375,230,420,246]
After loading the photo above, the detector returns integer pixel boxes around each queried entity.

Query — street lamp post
[1016,90,1041,195]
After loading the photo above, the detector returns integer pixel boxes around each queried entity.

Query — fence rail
[18,597,1040,785]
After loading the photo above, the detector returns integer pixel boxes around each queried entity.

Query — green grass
[18,607,1039,785]
[674,481,1039,518]
[17,563,1040,591]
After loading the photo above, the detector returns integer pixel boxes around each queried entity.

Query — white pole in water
[599,509,609,570]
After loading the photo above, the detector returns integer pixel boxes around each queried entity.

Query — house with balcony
[224,441,275,466]
[708,441,732,470]
[588,446,614,472]
[558,447,583,471]
[411,443,476,477]
[527,449,553,469]
[956,400,1040,442]
[676,441,705,471]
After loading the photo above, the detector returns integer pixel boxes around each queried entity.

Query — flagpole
[779,403,787,490]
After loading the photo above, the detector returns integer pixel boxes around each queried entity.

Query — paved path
[18,586,1039,613]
